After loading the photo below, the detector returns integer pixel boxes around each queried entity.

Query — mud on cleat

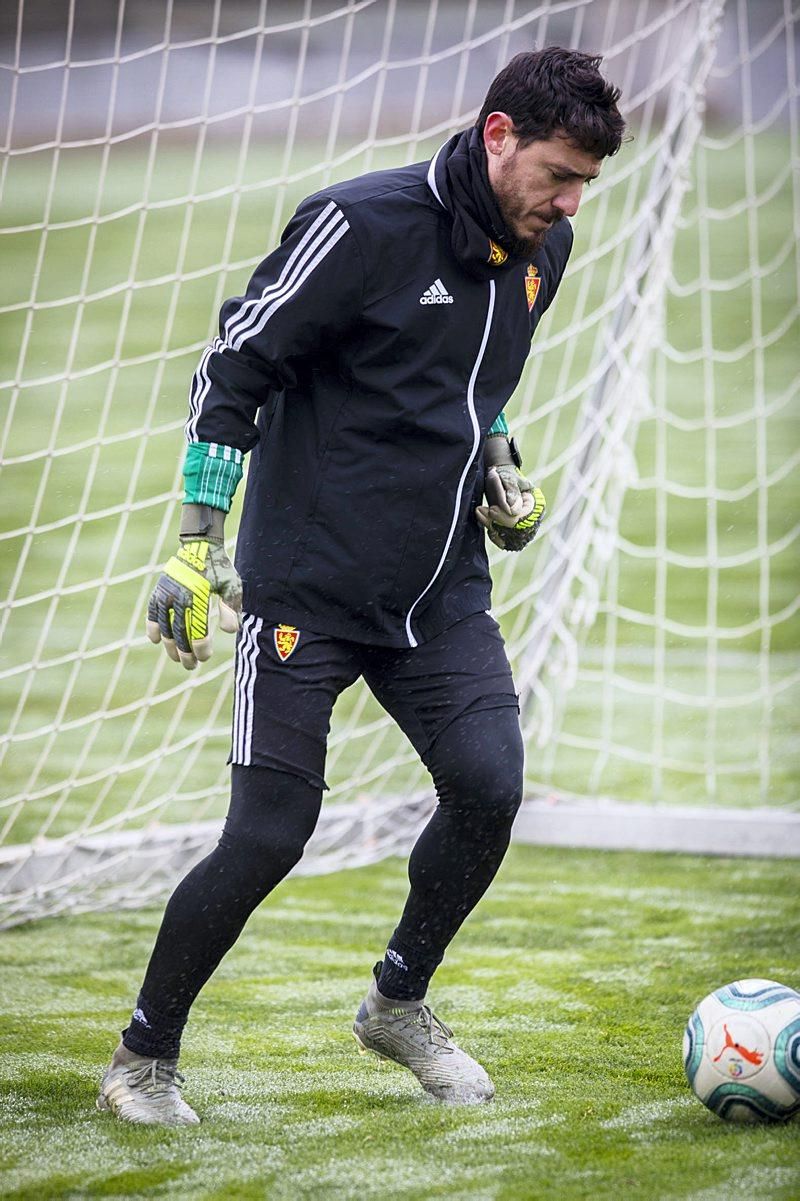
[352,962,495,1104]
[97,1043,200,1126]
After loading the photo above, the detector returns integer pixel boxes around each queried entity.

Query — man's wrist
[179,504,226,542]
[485,434,523,470]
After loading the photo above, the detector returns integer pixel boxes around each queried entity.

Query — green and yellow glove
[476,433,546,552]
[146,504,242,670]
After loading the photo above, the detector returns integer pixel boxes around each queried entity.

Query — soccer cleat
[97,1043,200,1126]
[352,963,495,1104]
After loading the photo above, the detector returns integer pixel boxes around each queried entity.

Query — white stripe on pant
[232,614,263,766]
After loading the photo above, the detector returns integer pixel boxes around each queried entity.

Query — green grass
[1,845,799,1200]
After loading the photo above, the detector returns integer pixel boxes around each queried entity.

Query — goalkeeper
[99,46,624,1126]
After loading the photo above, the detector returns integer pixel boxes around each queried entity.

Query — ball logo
[712,1022,765,1069]
[709,1017,768,1080]
[274,624,299,661]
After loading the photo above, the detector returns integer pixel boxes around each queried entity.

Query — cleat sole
[353,1030,388,1061]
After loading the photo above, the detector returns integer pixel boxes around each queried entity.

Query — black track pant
[123,614,524,1060]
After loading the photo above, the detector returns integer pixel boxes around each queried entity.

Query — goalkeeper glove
[146,504,242,670]
[476,486,546,551]
[476,433,546,552]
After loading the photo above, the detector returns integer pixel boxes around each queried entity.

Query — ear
[482,111,514,158]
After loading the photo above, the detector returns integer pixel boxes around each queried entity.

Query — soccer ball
[683,978,800,1123]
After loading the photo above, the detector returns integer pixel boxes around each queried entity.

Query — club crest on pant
[273,624,299,661]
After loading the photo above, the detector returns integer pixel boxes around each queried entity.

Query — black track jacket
[186,147,573,647]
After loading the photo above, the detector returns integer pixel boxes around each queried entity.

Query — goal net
[1,0,797,925]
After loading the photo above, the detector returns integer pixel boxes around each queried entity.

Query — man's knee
[217,822,307,883]
[453,756,523,825]
[220,764,322,880]
[429,706,524,826]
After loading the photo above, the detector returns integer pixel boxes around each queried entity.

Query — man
[98,46,624,1125]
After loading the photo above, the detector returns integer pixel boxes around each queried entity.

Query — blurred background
[1,0,797,923]
[1,0,794,144]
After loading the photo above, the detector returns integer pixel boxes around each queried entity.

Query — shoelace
[125,1059,185,1097]
[392,1004,454,1050]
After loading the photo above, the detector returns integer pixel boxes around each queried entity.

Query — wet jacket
[186,151,573,647]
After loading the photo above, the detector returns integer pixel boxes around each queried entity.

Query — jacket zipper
[403,279,496,647]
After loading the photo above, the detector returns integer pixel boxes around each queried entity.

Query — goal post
[1,0,798,926]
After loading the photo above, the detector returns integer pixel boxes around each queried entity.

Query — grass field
[1,16,798,1198]
[1,844,799,1200]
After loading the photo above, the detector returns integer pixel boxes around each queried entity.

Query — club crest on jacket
[487,239,508,266]
[525,264,541,311]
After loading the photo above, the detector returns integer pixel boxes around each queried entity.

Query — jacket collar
[426,127,525,279]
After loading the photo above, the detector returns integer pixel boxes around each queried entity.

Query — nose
[553,181,583,218]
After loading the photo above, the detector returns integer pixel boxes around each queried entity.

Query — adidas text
[420,279,453,305]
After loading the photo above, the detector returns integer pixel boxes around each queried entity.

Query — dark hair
[477,47,625,159]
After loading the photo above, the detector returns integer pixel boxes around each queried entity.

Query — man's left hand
[476,483,546,552]
[483,463,533,516]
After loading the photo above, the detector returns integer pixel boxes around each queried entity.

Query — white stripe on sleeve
[227,209,349,352]
[185,202,350,442]
[224,201,341,347]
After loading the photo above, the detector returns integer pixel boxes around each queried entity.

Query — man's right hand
[146,507,242,670]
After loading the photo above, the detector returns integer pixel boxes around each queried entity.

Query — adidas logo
[419,278,453,305]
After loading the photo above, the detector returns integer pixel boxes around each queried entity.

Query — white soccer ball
[683,978,800,1123]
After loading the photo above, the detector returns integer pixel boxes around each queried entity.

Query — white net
[1,0,797,925]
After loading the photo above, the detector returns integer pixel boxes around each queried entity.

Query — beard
[502,223,554,257]
[495,193,564,257]
[491,161,563,257]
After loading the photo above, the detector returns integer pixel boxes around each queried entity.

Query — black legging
[123,705,523,1059]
